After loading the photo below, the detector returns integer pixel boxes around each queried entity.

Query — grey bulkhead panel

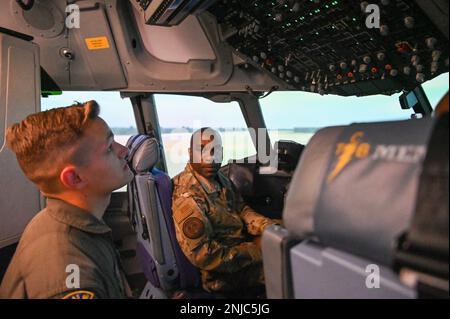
[103,0,286,92]
[0,33,42,248]
[0,0,70,88]
[0,0,285,92]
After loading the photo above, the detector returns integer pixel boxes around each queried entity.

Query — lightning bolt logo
[327,132,371,183]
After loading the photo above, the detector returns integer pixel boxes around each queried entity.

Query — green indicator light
[41,91,63,97]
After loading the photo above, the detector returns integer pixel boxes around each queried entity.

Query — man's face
[189,129,223,179]
[75,118,134,195]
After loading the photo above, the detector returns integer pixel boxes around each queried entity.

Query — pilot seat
[262,113,449,299]
[126,134,211,299]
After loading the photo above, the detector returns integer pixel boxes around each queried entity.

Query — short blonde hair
[6,100,100,193]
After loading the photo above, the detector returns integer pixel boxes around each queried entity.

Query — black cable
[246,85,279,99]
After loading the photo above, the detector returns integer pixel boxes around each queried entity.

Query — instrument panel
[209,0,449,96]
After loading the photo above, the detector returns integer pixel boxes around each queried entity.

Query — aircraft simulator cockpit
[0,0,448,300]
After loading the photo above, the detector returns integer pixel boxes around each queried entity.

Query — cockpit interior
[0,0,448,299]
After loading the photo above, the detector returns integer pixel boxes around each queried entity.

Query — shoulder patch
[62,290,95,299]
[173,197,205,224]
[182,217,205,239]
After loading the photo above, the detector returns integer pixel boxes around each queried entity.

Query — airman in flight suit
[0,101,133,299]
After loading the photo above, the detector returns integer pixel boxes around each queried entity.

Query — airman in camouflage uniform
[172,128,279,294]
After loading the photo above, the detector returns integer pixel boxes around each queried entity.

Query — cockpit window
[41,92,138,142]
[260,73,449,146]
[155,94,256,177]
[423,73,450,108]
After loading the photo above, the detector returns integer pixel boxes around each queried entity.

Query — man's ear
[60,166,86,189]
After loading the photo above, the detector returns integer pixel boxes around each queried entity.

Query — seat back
[263,117,448,298]
[126,135,200,298]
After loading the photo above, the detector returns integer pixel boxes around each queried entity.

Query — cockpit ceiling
[207,0,449,96]
[0,0,448,96]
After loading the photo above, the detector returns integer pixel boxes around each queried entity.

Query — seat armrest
[262,225,301,299]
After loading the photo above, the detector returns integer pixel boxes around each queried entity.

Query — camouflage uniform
[172,164,278,293]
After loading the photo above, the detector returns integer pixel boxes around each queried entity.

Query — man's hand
[241,208,284,236]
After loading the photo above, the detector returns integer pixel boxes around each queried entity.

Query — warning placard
[85,36,110,50]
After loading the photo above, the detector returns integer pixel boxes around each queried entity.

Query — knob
[60,47,75,60]
[360,1,369,12]
[359,64,368,73]
[403,66,412,75]
[411,55,420,66]
[431,62,439,74]
[380,25,389,36]
[390,69,398,77]
[377,52,386,61]
[432,50,442,62]
[426,37,437,50]
[416,73,425,83]
[363,56,372,64]
[404,17,415,29]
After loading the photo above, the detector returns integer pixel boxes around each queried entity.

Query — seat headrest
[283,118,437,266]
[126,135,160,173]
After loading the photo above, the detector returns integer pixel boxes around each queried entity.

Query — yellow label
[85,36,110,50]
